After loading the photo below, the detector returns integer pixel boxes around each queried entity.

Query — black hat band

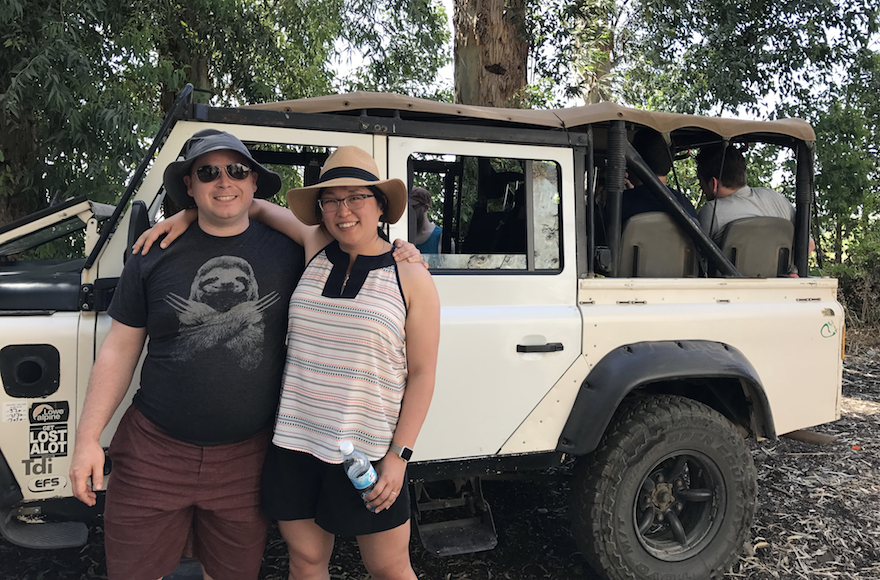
[319,166,379,184]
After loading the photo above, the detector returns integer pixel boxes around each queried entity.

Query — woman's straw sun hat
[286,146,407,226]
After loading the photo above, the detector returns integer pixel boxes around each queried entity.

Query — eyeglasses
[192,163,253,183]
[317,194,375,213]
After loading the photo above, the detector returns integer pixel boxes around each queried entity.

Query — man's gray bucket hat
[162,129,282,208]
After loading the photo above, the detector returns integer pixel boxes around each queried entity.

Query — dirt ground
[2,353,879,580]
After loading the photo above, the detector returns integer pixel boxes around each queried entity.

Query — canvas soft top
[245,92,816,144]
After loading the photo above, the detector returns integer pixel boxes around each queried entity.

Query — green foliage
[786,46,880,276]
[526,0,625,105]
[0,0,157,215]
[334,0,450,98]
[829,226,880,327]
[619,0,879,115]
[0,0,449,261]
[507,79,558,109]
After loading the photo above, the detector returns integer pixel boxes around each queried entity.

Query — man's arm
[69,320,147,506]
[133,201,423,264]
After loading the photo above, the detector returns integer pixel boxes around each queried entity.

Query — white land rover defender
[0,87,843,580]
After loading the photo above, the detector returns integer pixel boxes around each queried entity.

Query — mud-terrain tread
[570,395,758,580]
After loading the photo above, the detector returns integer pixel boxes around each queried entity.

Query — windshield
[0,215,92,258]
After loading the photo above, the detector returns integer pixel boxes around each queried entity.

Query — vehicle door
[386,137,581,462]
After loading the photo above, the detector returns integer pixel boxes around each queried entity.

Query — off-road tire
[571,395,757,580]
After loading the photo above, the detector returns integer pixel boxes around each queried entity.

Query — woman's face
[319,185,383,249]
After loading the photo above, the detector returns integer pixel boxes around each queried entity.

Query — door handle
[516,342,564,353]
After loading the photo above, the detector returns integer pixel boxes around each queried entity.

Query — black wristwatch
[389,442,414,462]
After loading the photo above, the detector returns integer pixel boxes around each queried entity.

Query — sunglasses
[192,163,253,183]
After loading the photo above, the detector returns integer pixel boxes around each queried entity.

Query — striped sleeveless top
[272,240,407,463]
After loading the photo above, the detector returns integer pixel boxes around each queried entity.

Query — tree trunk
[158,3,212,114]
[454,0,528,107]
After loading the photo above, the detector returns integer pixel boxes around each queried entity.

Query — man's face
[183,149,257,231]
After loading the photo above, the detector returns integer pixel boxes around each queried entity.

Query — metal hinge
[79,284,94,311]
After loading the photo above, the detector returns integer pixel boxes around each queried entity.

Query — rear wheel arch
[557,340,774,456]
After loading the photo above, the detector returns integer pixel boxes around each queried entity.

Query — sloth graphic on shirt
[165,256,279,370]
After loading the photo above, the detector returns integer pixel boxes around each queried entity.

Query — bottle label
[351,469,377,490]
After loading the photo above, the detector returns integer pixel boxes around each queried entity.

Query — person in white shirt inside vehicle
[695,143,796,244]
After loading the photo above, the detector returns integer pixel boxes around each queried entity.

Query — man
[696,143,795,244]
[621,128,698,225]
[69,129,301,580]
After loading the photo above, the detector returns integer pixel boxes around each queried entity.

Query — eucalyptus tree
[452,0,527,106]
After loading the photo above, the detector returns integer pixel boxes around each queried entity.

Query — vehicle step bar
[412,476,498,556]
[0,507,88,549]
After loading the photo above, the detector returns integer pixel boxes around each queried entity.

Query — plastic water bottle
[340,441,378,510]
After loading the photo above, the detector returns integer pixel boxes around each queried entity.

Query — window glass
[409,153,561,272]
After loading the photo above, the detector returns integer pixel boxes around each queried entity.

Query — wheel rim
[633,450,727,561]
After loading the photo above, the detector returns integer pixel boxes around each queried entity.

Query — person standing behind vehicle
[68,129,303,580]
[696,143,795,244]
[409,186,442,253]
[260,146,440,580]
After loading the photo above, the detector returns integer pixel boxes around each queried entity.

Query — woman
[136,146,439,580]
[409,186,442,253]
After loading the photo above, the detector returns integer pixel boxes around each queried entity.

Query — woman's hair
[409,186,431,208]
[368,186,390,242]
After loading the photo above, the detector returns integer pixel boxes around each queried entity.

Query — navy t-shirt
[620,184,698,226]
[108,221,304,445]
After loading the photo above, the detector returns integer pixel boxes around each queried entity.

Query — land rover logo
[27,475,68,494]
[29,401,69,424]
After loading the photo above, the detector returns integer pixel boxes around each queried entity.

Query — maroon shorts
[103,406,270,580]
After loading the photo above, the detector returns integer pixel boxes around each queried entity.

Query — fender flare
[557,340,774,456]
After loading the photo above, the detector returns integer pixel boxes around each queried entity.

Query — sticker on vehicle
[3,402,27,422]
[29,401,70,424]
[28,475,69,494]
[21,456,55,476]
[29,424,69,458]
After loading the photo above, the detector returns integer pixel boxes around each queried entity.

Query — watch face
[399,446,413,461]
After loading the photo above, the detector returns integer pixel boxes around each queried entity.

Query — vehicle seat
[462,171,526,255]
[720,217,794,277]
[619,212,698,277]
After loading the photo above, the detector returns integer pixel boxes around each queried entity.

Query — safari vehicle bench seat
[619,212,698,277]
[720,217,794,278]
